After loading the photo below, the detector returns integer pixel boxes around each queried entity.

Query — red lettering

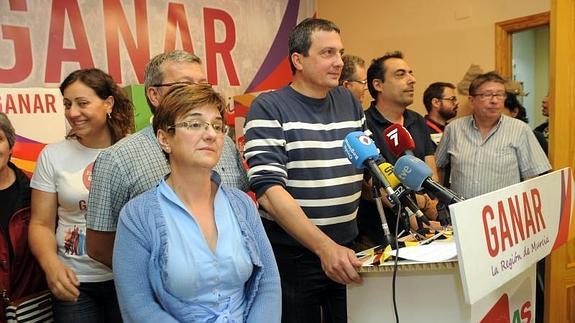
[508,195,525,244]
[104,0,150,83]
[33,95,44,113]
[498,201,514,252]
[0,23,32,83]
[18,94,30,113]
[530,189,546,232]
[9,0,27,11]
[164,3,195,53]
[523,192,536,238]
[203,8,239,86]
[45,94,57,113]
[5,95,16,114]
[45,0,94,83]
[483,205,499,257]
[521,301,532,323]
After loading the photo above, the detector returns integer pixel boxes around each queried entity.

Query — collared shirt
[159,177,252,322]
[435,115,551,199]
[87,125,249,232]
[113,173,281,323]
[357,104,436,241]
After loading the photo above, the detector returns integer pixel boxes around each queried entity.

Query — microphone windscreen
[383,124,416,157]
[342,131,379,169]
[378,162,401,188]
[393,155,432,191]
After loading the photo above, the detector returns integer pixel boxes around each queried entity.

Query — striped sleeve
[435,123,451,168]
[244,96,289,198]
[517,124,552,178]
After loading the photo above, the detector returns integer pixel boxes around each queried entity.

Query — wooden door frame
[546,1,575,322]
[494,12,550,78]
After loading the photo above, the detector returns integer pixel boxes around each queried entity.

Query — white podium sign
[450,168,574,304]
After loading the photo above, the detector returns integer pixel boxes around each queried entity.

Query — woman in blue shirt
[112,83,281,323]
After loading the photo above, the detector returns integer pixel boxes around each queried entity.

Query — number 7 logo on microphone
[386,127,399,147]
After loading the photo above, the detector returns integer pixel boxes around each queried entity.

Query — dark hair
[504,92,529,123]
[60,68,134,144]
[143,50,202,113]
[339,55,366,85]
[153,83,226,137]
[288,18,340,74]
[423,82,456,112]
[366,51,404,100]
[0,112,15,150]
[468,71,506,96]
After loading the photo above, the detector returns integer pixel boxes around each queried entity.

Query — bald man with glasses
[435,71,550,199]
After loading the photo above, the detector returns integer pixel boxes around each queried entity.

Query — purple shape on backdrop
[244,0,300,93]
[16,134,41,144]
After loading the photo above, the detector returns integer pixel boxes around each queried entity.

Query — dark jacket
[0,162,47,317]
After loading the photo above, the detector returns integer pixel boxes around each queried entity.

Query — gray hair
[0,112,15,150]
[340,55,366,85]
[143,50,202,109]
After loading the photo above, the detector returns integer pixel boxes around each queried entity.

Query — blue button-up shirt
[159,179,252,322]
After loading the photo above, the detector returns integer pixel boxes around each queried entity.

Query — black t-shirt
[0,179,18,258]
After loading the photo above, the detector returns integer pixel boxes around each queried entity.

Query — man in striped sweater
[244,18,365,323]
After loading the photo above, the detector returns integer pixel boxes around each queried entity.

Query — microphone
[343,131,400,204]
[378,162,401,187]
[393,155,464,205]
[383,124,416,157]
[379,162,430,226]
[371,183,398,249]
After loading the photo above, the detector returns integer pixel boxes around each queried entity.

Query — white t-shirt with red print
[31,139,113,282]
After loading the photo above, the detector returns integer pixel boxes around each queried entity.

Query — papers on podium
[388,240,457,262]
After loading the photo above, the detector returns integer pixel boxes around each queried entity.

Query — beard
[439,106,457,120]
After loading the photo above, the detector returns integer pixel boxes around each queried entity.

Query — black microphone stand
[372,182,400,250]
[436,202,452,226]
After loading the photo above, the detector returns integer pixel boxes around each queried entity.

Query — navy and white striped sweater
[244,85,365,246]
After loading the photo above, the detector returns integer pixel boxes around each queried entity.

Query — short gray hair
[340,55,366,85]
[143,50,202,110]
[0,112,15,150]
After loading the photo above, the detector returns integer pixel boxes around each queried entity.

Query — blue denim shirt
[113,172,281,322]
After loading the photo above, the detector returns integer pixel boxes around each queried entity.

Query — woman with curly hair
[29,68,133,322]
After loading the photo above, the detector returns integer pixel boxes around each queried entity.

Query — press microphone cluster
[394,155,463,205]
[342,131,400,247]
[342,131,400,204]
[382,124,463,206]
[379,163,430,226]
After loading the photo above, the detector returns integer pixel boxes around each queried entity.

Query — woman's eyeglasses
[167,119,228,135]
